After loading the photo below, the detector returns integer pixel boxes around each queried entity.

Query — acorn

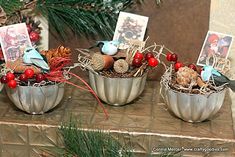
[114,59,129,74]
[91,54,114,71]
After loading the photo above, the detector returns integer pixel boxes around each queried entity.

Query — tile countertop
[0,81,234,157]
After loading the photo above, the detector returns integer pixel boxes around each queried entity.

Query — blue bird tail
[88,42,104,50]
[229,80,235,92]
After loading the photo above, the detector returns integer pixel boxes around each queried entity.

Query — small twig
[133,63,148,77]
[75,48,92,58]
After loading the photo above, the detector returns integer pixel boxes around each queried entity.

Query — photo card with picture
[197,31,233,66]
[0,23,32,62]
[113,12,149,49]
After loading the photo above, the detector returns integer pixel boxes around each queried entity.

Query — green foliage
[0,0,163,39]
[0,0,23,15]
[44,116,182,157]
[54,118,134,157]
[35,0,134,39]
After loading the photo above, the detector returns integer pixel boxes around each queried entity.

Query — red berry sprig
[188,64,197,71]
[145,52,154,60]
[148,58,159,67]
[165,52,187,71]
[174,62,184,71]
[29,31,40,43]
[0,72,17,88]
[166,52,178,62]
[145,52,158,67]
[35,74,46,83]
[7,80,17,89]
[166,53,172,61]
[171,54,178,62]
[132,58,142,67]
[132,51,144,67]
[24,68,35,79]
[19,74,28,82]
[132,51,160,69]
[1,76,8,84]
[134,51,144,60]
[6,72,15,82]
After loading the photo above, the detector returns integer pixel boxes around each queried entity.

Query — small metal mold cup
[5,84,64,114]
[161,83,227,122]
[89,70,147,106]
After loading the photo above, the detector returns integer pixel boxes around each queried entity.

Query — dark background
[49,0,211,80]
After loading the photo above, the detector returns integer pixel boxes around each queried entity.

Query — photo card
[0,23,32,62]
[197,31,233,66]
[113,12,149,49]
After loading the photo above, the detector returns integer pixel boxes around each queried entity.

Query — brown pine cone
[57,46,71,57]
[176,66,198,87]
[40,46,71,64]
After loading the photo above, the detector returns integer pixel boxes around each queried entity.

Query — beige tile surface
[0,81,234,156]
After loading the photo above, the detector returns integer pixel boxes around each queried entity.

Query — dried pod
[197,77,208,88]
[176,66,198,87]
[114,59,129,73]
[91,54,114,71]
[6,59,41,74]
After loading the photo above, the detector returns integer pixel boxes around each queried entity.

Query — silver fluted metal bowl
[6,84,64,114]
[162,83,226,122]
[89,70,147,106]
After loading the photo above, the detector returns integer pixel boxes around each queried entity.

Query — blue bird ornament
[23,47,50,71]
[201,65,235,91]
[89,40,119,56]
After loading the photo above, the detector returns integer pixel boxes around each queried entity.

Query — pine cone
[57,46,71,57]
[176,66,198,87]
[114,59,129,73]
[40,46,71,65]
[0,6,7,26]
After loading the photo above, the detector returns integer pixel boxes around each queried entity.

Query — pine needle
[35,0,134,39]
[0,0,23,15]
[50,117,134,157]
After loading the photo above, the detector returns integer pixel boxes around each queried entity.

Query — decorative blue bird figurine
[201,65,235,91]
[89,40,119,56]
[23,47,50,71]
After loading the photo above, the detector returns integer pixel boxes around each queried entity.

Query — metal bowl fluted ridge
[89,70,147,106]
[162,84,226,122]
[6,84,64,114]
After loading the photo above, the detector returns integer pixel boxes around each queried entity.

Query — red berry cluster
[21,16,41,44]
[27,25,40,43]
[166,52,198,72]
[0,68,46,89]
[1,72,17,89]
[29,30,40,43]
[132,51,159,68]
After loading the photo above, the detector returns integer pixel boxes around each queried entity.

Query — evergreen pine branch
[0,0,23,15]
[50,117,134,157]
[35,0,134,39]
[43,116,181,157]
